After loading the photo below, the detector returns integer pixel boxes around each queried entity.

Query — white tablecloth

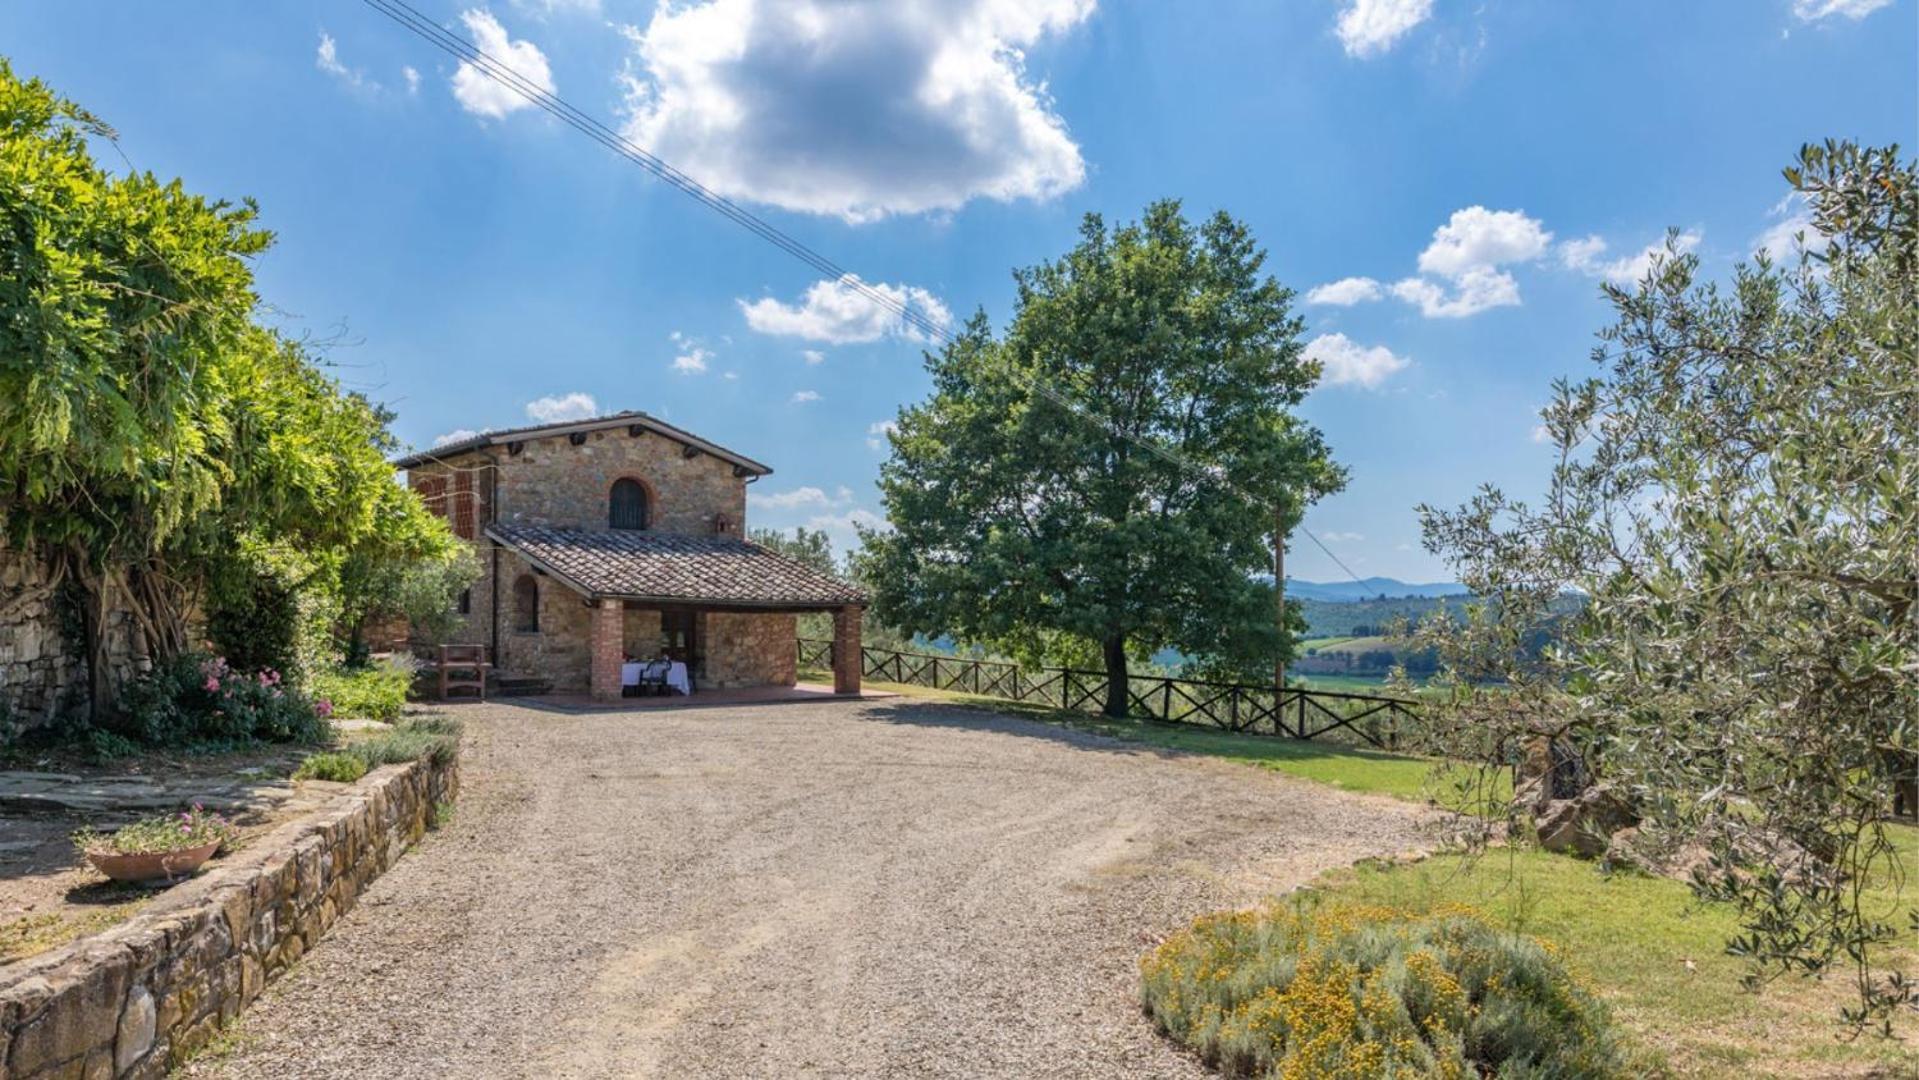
[621,661,691,694]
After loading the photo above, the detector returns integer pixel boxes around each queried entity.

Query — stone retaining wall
[0,753,459,1078]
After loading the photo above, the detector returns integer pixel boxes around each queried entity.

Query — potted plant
[74,804,238,884]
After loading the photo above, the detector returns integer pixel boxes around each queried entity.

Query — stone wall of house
[0,754,459,1078]
[495,551,595,691]
[0,545,144,744]
[696,611,798,689]
[492,427,747,535]
[409,427,748,542]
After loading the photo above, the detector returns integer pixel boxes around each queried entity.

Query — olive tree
[1411,142,1917,1028]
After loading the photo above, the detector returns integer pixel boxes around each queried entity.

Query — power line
[357,0,1367,586]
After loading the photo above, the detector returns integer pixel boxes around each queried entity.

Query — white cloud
[748,485,836,509]
[1388,207,1551,318]
[1557,234,1609,274]
[403,66,421,95]
[866,419,898,450]
[723,370,740,380]
[317,32,377,91]
[1752,194,1830,262]
[1608,230,1701,285]
[1336,0,1434,57]
[1530,424,1551,444]
[791,390,821,404]
[1390,268,1521,318]
[525,392,598,422]
[1568,229,1703,285]
[1416,207,1553,278]
[616,0,1092,222]
[801,349,826,365]
[451,9,554,119]
[1321,530,1365,542]
[746,488,882,553]
[434,428,482,446]
[1304,276,1384,306]
[804,507,888,553]
[672,346,712,374]
[740,275,951,343]
[513,0,601,14]
[1303,333,1410,389]
[1792,0,1894,19]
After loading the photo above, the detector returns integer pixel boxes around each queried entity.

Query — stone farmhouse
[393,411,866,701]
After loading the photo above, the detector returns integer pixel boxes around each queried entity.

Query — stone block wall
[414,428,747,539]
[697,611,798,689]
[0,754,459,1078]
[0,545,143,744]
[490,427,747,536]
[496,552,594,690]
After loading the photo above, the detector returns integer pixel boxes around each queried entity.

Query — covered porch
[486,522,868,702]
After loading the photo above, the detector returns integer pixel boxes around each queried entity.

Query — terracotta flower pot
[84,841,220,884]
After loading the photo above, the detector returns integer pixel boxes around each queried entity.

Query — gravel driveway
[186,698,1433,1079]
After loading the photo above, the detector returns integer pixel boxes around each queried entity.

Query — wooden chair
[436,644,490,702]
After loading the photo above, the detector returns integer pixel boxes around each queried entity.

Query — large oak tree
[858,201,1343,715]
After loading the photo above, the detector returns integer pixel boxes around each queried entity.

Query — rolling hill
[1283,577,1469,602]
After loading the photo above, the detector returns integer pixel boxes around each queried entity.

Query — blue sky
[4,0,1911,580]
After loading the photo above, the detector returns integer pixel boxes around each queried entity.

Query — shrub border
[0,753,458,1077]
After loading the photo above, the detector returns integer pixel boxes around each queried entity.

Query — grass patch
[1304,832,1919,1077]
[0,896,151,964]
[291,751,368,783]
[863,678,1492,804]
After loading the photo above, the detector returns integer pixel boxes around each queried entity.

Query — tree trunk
[1102,633,1129,718]
[75,561,114,726]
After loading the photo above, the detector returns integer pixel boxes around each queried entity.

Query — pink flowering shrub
[114,652,331,747]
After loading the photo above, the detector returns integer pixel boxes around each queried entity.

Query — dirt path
[184,698,1434,1079]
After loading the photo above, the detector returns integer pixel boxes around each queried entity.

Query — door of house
[661,609,699,671]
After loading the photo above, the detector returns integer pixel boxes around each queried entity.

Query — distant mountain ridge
[1284,577,1469,603]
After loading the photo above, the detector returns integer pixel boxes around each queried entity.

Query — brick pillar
[832,605,862,695]
[590,598,624,702]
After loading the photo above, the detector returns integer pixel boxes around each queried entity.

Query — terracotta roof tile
[487,523,865,608]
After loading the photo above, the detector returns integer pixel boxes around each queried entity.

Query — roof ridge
[392,412,773,475]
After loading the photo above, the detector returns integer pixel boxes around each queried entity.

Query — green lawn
[1307,833,1919,1077]
[857,677,1492,804]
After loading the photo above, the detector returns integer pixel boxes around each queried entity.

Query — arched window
[512,574,539,632]
[609,478,649,531]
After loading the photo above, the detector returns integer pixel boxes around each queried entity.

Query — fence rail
[797,639,1420,750]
